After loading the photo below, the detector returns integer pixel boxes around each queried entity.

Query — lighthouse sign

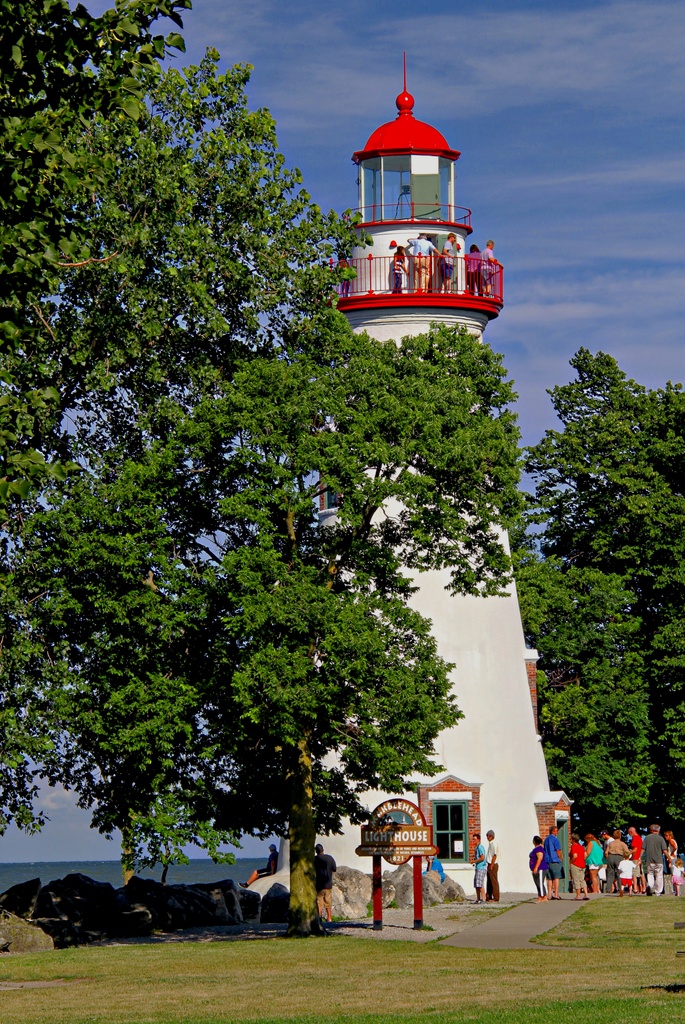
[356,798,437,865]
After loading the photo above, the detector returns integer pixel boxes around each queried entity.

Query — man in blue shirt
[544,826,563,900]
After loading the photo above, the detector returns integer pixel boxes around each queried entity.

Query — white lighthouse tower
[319,77,572,894]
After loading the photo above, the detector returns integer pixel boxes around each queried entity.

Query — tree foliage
[3,50,522,935]
[0,0,190,506]
[1,50,350,866]
[518,347,685,828]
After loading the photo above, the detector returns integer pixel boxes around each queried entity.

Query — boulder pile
[0,862,465,949]
[331,862,465,919]
[0,873,248,951]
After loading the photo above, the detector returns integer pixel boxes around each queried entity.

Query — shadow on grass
[642,984,685,993]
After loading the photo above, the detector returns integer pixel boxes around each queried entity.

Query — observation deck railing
[333,254,503,305]
[356,203,472,227]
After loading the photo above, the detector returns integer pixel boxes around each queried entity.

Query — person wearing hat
[643,824,668,895]
[240,844,279,888]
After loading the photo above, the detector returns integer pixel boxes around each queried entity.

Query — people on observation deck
[392,244,408,293]
[406,233,439,291]
[440,233,460,293]
[465,244,482,295]
[482,239,496,295]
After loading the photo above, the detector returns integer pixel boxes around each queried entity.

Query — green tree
[7,55,521,934]
[519,347,685,828]
[0,52,359,878]
[12,460,237,881]
[0,0,193,851]
[0,0,190,507]
[172,321,521,936]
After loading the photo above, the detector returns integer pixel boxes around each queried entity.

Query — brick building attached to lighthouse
[315,81,572,894]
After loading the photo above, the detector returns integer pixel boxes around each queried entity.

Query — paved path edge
[439,896,591,949]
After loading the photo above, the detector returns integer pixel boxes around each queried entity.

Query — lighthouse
[319,78,572,894]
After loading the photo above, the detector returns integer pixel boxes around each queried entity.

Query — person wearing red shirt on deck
[569,833,590,900]
[627,826,645,894]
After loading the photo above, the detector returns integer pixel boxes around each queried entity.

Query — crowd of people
[528,823,682,902]
[335,235,500,299]
[389,235,498,296]
[240,822,683,918]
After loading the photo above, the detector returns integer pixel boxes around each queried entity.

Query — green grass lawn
[0,898,684,1023]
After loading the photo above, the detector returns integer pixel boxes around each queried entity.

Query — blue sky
[3,0,684,863]
[181,0,685,447]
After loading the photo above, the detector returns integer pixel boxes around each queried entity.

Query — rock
[332,865,372,919]
[378,864,452,909]
[121,877,238,931]
[31,915,81,948]
[6,872,244,947]
[123,877,188,931]
[0,877,42,920]
[194,879,243,923]
[383,864,414,909]
[260,882,289,924]
[109,905,153,937]
[381,880,397,909]
[167,884,234,926]
[32,874,128,947]
[0,911,54,953]
[32,883,86,947]
[422,872,445,907]
[440,875,466,902]
[187,882,240,924]
[237,887,261,922]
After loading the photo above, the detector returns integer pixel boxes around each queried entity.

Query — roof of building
[353,89,460,163]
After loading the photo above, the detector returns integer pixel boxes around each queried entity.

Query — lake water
[0,858,266,893]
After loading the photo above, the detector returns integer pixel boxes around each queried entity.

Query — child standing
[392,245,407,293]
[619,857,635,895]
[672,857,684,896]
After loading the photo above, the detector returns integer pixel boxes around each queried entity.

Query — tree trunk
[121,827,135,886]
[286,732,325,937]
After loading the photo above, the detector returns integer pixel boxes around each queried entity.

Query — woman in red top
[569,833,590,900]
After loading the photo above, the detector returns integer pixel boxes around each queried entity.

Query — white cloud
[184,1,685,129]
[512,157,685,191]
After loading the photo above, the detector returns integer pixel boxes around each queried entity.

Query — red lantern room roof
[353,88,460,163]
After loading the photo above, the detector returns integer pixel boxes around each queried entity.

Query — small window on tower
[319,487,342,512]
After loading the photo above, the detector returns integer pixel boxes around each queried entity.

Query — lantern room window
[382,155,411,218]
[358,155,455,223]
[361,157,381,218]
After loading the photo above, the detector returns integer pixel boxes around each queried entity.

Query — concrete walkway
[440,896,591,949]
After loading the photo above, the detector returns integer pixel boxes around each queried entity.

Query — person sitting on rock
[423,855,446,882]
[240,844,279,888]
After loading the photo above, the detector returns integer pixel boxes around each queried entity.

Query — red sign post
[355,798,437,930]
